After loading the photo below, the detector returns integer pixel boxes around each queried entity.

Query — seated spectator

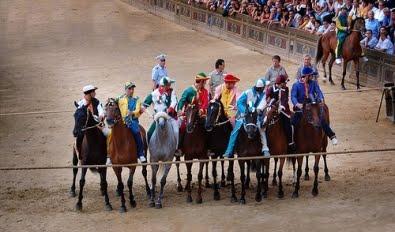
[380,8,391,28]
[359,0,371,19]
[229,0,240,16]
[264,55,288,84]
[298,15,310,29]
[263,7,277,24]
[373,0,386,22]
[334,0,345,15]
[316,19,330,35]
[260,5,271,23]
[348,0,360,20]
[253,4,263,21]
[360,29,379,48]
[365,10,380,38]
[280,10,290,27]
[239,0,249,14]
[327,0,336,14]
[287,10,301,28]
[303,14,317,33]
[375,27,394,55]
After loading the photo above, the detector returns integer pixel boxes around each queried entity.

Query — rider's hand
[296,103,303,109]
[140,107,145,114]
[128,110,134,117]
[199,109,204,116]
[99,115,104,122]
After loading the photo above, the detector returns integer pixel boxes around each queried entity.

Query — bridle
[208,100,230,127]
[186,104,199,133]
[81,108,103,132]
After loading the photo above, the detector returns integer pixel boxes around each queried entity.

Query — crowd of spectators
[186,0,395,55]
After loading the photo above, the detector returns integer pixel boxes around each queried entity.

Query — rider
[223,79,271,158]
[290,67,338,145]
[266,75,296,153]
[152,54,168,90]
[116,82,146,162]
[143,76,179,145]
[213,73,241,126]
[335,7,349,65]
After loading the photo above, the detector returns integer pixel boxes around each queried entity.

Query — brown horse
[292,103,329,198]
[71,105,112,211]
[104,98,150,213]
[315,17,366,90]
[182,103,208,204]
[265,102,288,198]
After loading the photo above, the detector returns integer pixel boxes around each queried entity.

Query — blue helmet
[301,66,318,77]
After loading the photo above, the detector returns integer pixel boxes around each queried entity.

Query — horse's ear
[218,94,222,101]
[74,101,79,108]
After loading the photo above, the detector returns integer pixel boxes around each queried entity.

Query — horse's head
[265,101,280,127]
[73,106,88,137]
[205,99,223,131]
[104,98,121,127]
[303,103,321,128]
[153,99,170,129]
[351,17,366,33]
[185,104,199,133]
[243,103,258,139]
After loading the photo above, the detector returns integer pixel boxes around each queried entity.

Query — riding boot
[170,118,180,149]
[320,119,335,139]
[129,124,145,160]
[223,119,242,158]
[147,122,156,143]
[259,127,270,157]
[281,114,296,153]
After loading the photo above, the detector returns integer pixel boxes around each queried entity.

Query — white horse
[148,100,178,208]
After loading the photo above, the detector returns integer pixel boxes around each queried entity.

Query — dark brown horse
[292,103,329,198]
[182,103,208,204]
[104,98,150,213]
[71,105,112,211]
[205,99,233,200]
[316,17,366,89]
[265,102,288,198]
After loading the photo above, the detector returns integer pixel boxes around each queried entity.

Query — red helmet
[275,75,289,84]
[223,74,240,83]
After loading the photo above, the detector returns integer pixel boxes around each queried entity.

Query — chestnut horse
[315,17,366,90]
[292,103,329,198]
[182,103,209,204]
[205,99,233,200]
[71,105,112,211]
[104,98,150,213]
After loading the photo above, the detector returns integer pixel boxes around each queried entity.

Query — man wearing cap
[143,76,179,145]
[291,67,338,145]
[223,79,271,158]
[295,54,320,81]
[208,59,226,97]
[77,85,105,120]
[152,54,168,90]
[266,75,296,153]
[213,73,241,126]
[116,82,146,162]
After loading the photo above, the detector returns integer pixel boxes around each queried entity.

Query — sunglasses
[160,59,166,62]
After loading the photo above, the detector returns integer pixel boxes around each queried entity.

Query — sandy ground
[0,0,394,231]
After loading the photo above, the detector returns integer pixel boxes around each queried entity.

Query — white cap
[255,79,264,88]
[155,53,167,60]
[82,85,97,93]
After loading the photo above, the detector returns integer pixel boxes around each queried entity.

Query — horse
[264,102,288,198]
[182,103,208,203]
[104,98,150,213]
[292,103,329,198]
[233,105,269,204]
[315,17,366,90]
[148,100,178,208]
[204,99,233,200]
[71,104,112,211]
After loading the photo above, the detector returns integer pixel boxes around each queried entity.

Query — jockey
[335,7,349,65]
[76,85,105,120]
[213,73,241,126]
[143,76,179,145]
[290,67,338,145]
[116,82,146,162]
[152,54,168,90]
[223,79,271,158]
[266,75,296,153]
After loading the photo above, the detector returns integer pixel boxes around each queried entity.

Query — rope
[0,110,74,116]
[324,87,383,95]
[0,148,394,171]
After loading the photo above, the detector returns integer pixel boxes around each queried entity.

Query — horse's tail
[315,36,324,65]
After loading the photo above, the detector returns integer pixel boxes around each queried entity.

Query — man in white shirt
[360,29,379,49]
[373,0,386,22]
[375,27,394,55]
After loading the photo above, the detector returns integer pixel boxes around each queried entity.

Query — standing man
[264,55,288,85]
[208,59,226,98]
[152,54,168,90]
[295,54,320,81]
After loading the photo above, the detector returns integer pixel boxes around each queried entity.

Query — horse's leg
[304,156,310,181]
[186,162,193,203]
[262,159,270,199]
[312,155,321,196]
[70,149,78,197]
[277,158,285,198]
[114,167,126,213]
[323,154,331,181]
[255,160,262,202]
[205,161,210,188]
[354,58,360,90]
[127,167,137,208]
[175,156,183,192]
[341,60,348,90]
[142,164,150,198]
[99,168,112,211]
[272,158,278,186]
[239,160,246,204]
[220,156,226,187]
[212,159,220,201]
[292,157,297,186]
[196,161,205,204]
[328,53,336,85]
[228,160,237,202]
[245,160,250,189]
[75,167,87,211]
[156,164,171,208]
[292,157,303,198]
[149,164,159,207]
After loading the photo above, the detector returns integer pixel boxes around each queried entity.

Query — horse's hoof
[262,192,268,199]
[177,184,184,192]
[272,180,277,186]
[146,188,151,198]
[304,175,310,181]
[130,200,137,208]
[325,175,331,181]
[239,198,246,205]
[205,182,211,188]
[149,201,155,208]
[255,193,262,202]
[220,180,226,188]
[186,195,193,203]
[105,204,113,211]
[312,188,319,196]
[278,191,284,199]
[214,192,220,201]
[69,191,76,198]
[341,85,346,90]
[196,198,203,204]
[292,192,299,198]
[230,196,238,203]
[119,206,127,213]
[75,203,82,211]
[357,86,361,90]
[155,202,162,209]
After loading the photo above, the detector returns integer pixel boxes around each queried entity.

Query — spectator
[303,14,317,33]
[390,9,395,43]
[323,21,337,34]
[253,4,263,21]
[360,29,379,48]
[264,55,288,84]
[359,0,371,19]
[239,0,249,14]
[316,19,330,35]
[334,0,345,15]
[209,59,227,97]
[373,0,386,22]
[298,15,310,29]
[375,27,394,55]
[327,0,336,13]
[295,54,320,80]
[229,0,240,16]
[280,10,290,27]
[381,8,391,28]
[348,0,360,20]
[287,10,301,27]
[365,10,380,38]
[260,5,271,23]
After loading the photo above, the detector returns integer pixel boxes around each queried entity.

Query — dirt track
[0,0,394,231]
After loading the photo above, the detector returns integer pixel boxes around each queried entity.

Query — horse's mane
[350,17,365,30]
